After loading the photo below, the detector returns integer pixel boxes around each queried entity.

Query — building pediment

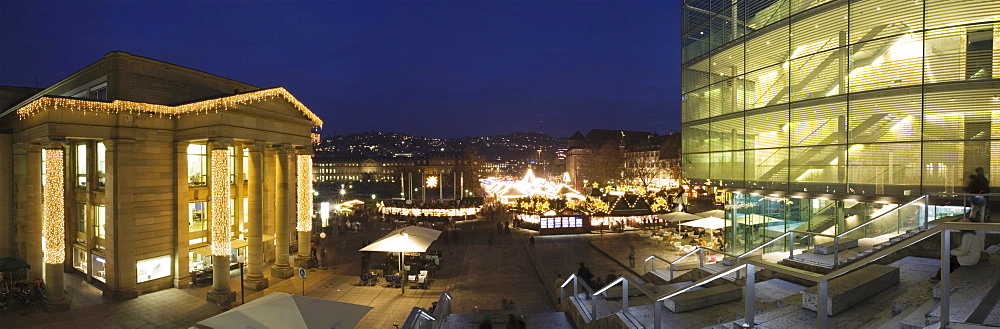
[10,87,323,127]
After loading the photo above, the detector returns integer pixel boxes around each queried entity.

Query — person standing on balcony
[967,167,990,222]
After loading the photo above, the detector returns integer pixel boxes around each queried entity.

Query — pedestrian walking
[628,246,636,268]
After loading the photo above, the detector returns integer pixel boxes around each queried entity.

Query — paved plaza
[0,217,649,328]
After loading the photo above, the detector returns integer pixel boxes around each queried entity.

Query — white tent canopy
[384,226,441,240]
[360,232,436,253]
[195,292,373,329]
[695,209,726,218]
[658,212,702,223]
[680,216,728,230]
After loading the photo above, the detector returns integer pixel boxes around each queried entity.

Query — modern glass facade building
[681,0,999,252]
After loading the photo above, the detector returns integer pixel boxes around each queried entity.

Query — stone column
[245,142,268,290]
[41,140,69,312]
[0,133,12,258]
[25,142,43,281]
[270,144,293,279]
[206,139,236,306]
[104,138,139,301]
[294,148,313,269]
[173,142,191,288]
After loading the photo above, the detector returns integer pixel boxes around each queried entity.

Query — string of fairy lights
[210,149,232,256]
[42,148,65,264]
[15,87,323,127]
[296,154,313,232]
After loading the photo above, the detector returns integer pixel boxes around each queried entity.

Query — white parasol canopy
[360,232,436,253]
[383,226,441,240]
[658,212,702,223]
[195,292,372,329]
[695,209,726,218]
[680,216,728,230]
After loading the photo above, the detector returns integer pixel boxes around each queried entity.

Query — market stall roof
[680,216,728,230]
[658,212,702,222]
[608,194,653,216]
[196,292,372,329]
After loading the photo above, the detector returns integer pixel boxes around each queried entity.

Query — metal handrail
[643,220,1000,329]
[643,255,672,274]
[401,307,436,329]
[838,195,925,237]
[558,273,599,321]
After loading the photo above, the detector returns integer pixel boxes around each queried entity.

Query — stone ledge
[814,239,859,255]
[664,283,741,313]
[802,264,899,316]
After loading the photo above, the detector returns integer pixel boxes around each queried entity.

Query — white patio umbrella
[695,209,726,219]
[195,292,373,329]
[360,232,435,253]
[658,212,702,223]
[360,232,436,295]
[680,216,728,230]
[383,226,442,241]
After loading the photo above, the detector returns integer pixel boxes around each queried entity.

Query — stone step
[802,264,900,316]
[927,258,1000,324]
[664,282,742,313]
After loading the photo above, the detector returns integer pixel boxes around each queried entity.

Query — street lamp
[236,254,246,305]
[319,232,327,269]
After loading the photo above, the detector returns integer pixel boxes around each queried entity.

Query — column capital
[39,137,66,150]
[245,141,267,153]
[294,146,314,156]
[25,141,43,152]
[270,143,294,154]
[208,138,234,150]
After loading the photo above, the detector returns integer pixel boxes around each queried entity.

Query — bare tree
[623,153,660,189]
[579,142,624,187]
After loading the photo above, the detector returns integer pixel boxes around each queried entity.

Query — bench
[663,283,741,313]
[802,264,899,316]
[814,238,859,255]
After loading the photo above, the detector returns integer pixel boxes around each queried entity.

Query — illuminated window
[229,146,236,184]
[73,247,88,274]
[94,205,106,241]
[76,203,87,234]
[76,143,87,188]
[92,255,107,282]
[189,202,207,234]
[242,148,249,182]
[966,28,993,79]
[136,255,171,283]
[96,142,106,188]
[187,144,207,185]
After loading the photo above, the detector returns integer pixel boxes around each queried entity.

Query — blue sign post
[298,268,307,296]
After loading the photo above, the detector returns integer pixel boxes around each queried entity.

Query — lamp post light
[319,232,327,269]
[237,254,246,305]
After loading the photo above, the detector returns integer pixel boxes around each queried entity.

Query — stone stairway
[780,227,929,273]
[900,257,1000,328]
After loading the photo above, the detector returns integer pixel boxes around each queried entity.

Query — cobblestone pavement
[0,216,644,328]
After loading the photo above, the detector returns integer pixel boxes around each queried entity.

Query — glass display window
[136,255,171,283]
[92,255,107,282]
[73,247,88,274]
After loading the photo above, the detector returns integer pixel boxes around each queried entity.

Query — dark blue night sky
[0,1,681,138]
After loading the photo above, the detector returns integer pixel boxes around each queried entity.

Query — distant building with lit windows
[313,154,480,201]
[681,0,999,253]
[0,51,321,307]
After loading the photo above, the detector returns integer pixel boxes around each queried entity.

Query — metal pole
[744,264,755,328]
[699,248,705,268]
[788,233,794,259]
[833,236,840,266]
[240,262,245,305]
[941,230,951,328]
[654,300,662,329]
[818,280,828,329]
[622,279,629,311]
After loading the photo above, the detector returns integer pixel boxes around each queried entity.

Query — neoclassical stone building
[0,52,322,309]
